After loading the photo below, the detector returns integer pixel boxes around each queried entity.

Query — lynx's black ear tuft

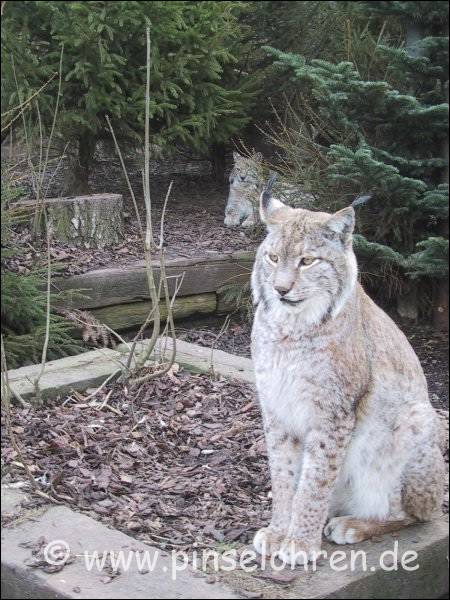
[351,193,373,208]
[261,173,278,213]
[259,173,294,226]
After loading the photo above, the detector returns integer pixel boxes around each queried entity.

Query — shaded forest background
[1,0,449,364]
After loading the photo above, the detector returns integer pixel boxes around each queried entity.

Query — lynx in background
[224,152,263,228]
[251,180,446,566]
[224,152,314,228]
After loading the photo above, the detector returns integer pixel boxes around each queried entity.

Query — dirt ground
[6,175,261,276]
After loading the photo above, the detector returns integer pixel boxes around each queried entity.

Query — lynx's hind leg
[402,442,445,522]
[326,440,445,545]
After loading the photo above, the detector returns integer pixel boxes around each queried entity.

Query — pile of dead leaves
[1,371,271,551]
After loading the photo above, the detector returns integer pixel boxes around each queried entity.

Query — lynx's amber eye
[299,256,317,267]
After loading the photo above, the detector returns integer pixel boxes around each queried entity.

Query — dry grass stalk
[27,47,64,402]
[209,315,231,379]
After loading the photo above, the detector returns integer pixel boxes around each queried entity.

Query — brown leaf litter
[1,371,271,551]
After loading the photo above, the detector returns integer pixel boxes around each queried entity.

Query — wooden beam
[53,251,255,309]
[90,293,217,331]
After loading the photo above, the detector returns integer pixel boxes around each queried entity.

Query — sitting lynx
[251,179,446,566]
[224,152,263,228]
[224,152,314,228]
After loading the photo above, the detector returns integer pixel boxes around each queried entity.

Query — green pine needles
[1,178,82,368]
[265,1,448,318]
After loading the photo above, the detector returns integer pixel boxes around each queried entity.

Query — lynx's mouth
[279,297,306,306]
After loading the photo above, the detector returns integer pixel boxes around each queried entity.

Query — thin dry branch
[1,72,58,132]
[12,46,65,402]
[209,315,231,379]
[106,114,144,238]
[104,26,178,384]
[33,211,51,402]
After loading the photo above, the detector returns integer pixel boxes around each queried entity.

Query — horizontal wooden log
[55,250,255,309]
[90,293,217,331]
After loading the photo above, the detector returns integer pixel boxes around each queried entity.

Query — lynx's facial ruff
[253,193,357,326]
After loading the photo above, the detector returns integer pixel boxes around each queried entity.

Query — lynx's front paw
[224,216,240,228]
[276,538,321,567]
[253,527,285,557]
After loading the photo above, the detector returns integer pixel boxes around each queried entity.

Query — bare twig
[103,26,178,387]
[1,72,58,132]
[33,211,51,403]
[106,114,144,237]
[158,180,173,249]
[209,315,231,379]
[34,44,64,235]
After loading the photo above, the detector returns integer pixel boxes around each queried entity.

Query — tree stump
[46,194,124,249]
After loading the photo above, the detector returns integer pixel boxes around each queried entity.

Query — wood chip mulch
[1,370,271,551]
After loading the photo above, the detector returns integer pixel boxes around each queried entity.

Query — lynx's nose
[274,284,292,297]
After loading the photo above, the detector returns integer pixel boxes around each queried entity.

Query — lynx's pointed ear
[325,206,355,245]
[260,174,292,226]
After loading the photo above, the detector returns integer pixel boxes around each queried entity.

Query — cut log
[90,293,217,331]
[45,193,124,249]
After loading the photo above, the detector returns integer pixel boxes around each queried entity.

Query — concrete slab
[7,337,254,403]
[1,488,448,599]
[8,348,123,401]
[1,490,239,599]
[219,518,449,599]
[119,337,255,384]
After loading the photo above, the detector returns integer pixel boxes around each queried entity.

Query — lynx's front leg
[253,413,303,557]
[278,421,353,566]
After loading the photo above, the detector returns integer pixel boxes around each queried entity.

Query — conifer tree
[266,1,449,328]
[2,1,252,193]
